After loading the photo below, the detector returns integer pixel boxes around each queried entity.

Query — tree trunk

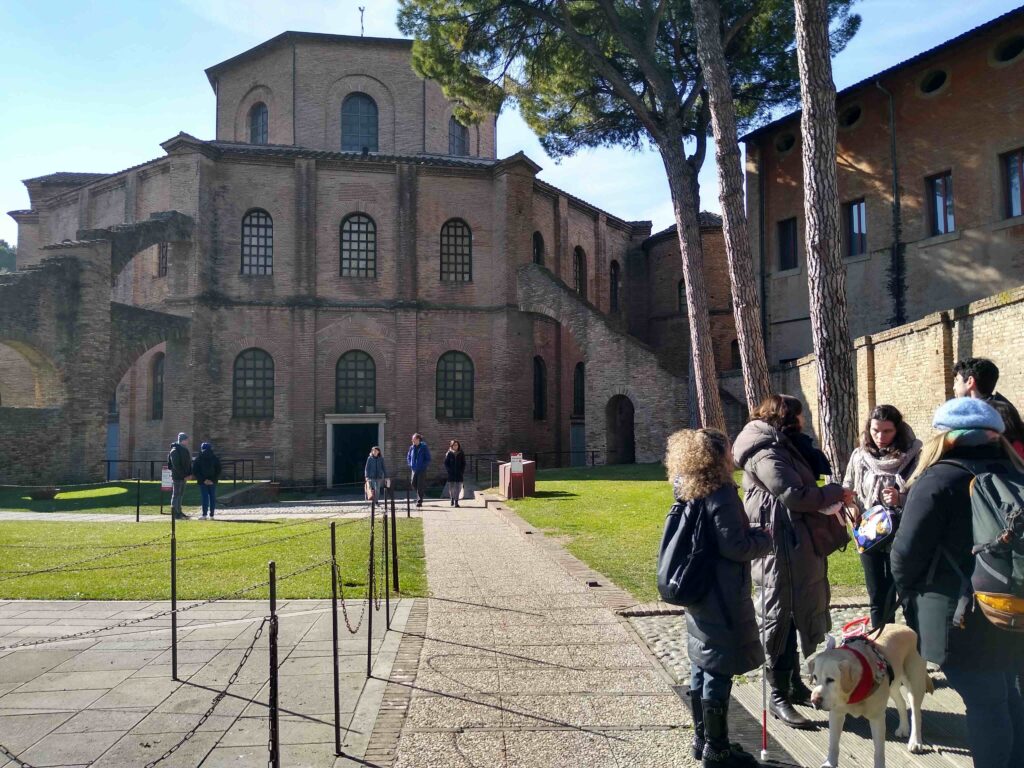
[689,0,772,413]
[661,146,726,431]
[794,0,857,476]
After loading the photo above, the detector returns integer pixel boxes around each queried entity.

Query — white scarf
[846,440,922,509]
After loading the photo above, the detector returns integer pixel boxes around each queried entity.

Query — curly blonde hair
[665,428,734,501]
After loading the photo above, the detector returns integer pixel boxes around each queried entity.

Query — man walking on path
[167,432,191,519]
[407,433,431,507]
[191,442,222,520]
[953,357,1024,458]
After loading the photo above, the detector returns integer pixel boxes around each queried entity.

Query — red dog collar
[842,645,877,704]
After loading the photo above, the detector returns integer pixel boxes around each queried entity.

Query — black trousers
[770,621,800,673]
[860,550,897,629]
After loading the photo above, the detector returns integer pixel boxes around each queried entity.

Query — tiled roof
[740,5,1024,141]
[205,139,501,170]
[644,213,724,245]
[22,172,109,187]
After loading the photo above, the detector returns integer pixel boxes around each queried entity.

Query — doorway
[605,395,635,464]
[105,393,120,480]
[570,421,586,467]
[332,423,378,486]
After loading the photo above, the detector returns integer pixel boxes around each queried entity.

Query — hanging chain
[335,560,368,634]
[0,742,34,768]
[144,617,268,768]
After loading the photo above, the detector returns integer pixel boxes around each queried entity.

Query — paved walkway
[390,498,697,768]
[0,598,406,767]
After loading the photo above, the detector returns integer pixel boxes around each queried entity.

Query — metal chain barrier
[143,617,269,768]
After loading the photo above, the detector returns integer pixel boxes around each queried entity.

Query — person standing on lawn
[443,440,466,507]
[191,442,222,520]
[167,432,192,520]
[365,446,387,501]
[407,433,431,507]
[732,394,854,730]
[667,428,772,767]
[843,404,922,629]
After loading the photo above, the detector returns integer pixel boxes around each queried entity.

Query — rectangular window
[927,171,955,236]
[1004,148,1024,219]
[157,242,168,278]
[777,217,798,271]
[845,199,867,258]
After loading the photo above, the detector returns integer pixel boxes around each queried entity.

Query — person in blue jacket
[406,433,431,507]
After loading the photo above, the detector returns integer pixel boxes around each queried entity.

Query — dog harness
[840,636,894,705]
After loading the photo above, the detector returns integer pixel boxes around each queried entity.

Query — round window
[994,35,1024,64]
[919,69,948,95]
[838,104,863,129]
[774,132,796,153]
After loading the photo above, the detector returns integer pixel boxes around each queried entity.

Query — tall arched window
[340,214,377,277]
[341,93,378,152]
[610,260,621,312]
[574,246,588,299]
[440,219,472,282]
[241,209,273,275]
[336,351,376,413]
[151,353,164,421]
[678,279,687,314]
[572,362,585,416]
[249,102,268,145]
[436,351,474,419]
[533,356,546,420]
[730,339,741,370]
[449,117,469,156]
[532,232,545,265]
[233,348,274,418]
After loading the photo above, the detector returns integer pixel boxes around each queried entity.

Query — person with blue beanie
[191,442,222,519]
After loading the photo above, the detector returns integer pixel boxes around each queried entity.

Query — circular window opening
[994,35,1024,64]
[775,132,796,153]
[838,104,862,129]
[919,69,948,94]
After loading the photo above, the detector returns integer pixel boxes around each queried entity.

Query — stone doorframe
[324,412,387,488]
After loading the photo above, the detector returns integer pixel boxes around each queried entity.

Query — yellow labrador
[807,625,932,768]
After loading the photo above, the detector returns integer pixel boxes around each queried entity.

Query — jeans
[200,483,216,517]
[170,478,186,516]
[860,550,896,628]
[943,666,1024,768]
[411,470,427,503]
[691,663,733,702]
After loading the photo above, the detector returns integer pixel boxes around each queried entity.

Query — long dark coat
[685,483,774,676]
[732,420,845,661]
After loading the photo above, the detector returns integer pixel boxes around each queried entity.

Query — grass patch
[0,516,425,601]
[507,463,862,603]
[0,481,258,516]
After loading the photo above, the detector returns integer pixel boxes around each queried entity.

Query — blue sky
[1,0,1019,247]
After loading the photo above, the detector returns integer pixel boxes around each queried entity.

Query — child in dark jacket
[665,428,772,767]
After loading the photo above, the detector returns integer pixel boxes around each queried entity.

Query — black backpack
[656,499,715,606]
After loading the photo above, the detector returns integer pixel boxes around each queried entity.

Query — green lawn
[0,516,425,601]
[508,463,862,603]
[0,481,258,516]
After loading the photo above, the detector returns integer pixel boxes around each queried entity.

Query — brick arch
[107,303,190,398]
[0,339,65,408]
[324,74,396,153]
[233,85,277,143]
[80,211,195,282]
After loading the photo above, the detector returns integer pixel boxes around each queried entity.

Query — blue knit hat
[201,442,212,451]
[932,397,1005,433]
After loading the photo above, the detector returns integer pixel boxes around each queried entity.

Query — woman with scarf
[843,404,922,628]
[892,398,1024,768]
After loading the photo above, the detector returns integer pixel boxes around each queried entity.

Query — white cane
[760,569,769,763]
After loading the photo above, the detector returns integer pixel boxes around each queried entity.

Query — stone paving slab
[0,598,411,767]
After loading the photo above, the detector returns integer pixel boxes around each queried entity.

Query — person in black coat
[892,398,1024,768]
[666,428,772,767]
[191,442,222,520]
[443,440,466,507]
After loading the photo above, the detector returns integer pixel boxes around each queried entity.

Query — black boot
[790,668,813,706]
[702,699,759,767]
[687,689,705,759]
[766,669,813,730]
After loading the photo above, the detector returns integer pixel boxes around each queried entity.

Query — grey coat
[685,483,774,676]
[732,420,845,661]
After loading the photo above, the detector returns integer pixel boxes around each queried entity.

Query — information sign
[161,468,173,491]
[510,452,524,476]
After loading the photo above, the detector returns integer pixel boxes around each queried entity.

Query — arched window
[336,351,376,413]
[249,102,268,145]
[436,351,474,419]
[233,348,274,418]
[241,209,273,275]
[449,116,469,156]
[572,362,585,416]
[533,356,546,420]
[730,339,741,370]
[341,93,378,152]
[340,214,377,277]
[574,246,588,299]
[678,279,687,314]
[532,232,545,265]
[151,353,164,421]
[610,260,621,312]
[440,219,472,282]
